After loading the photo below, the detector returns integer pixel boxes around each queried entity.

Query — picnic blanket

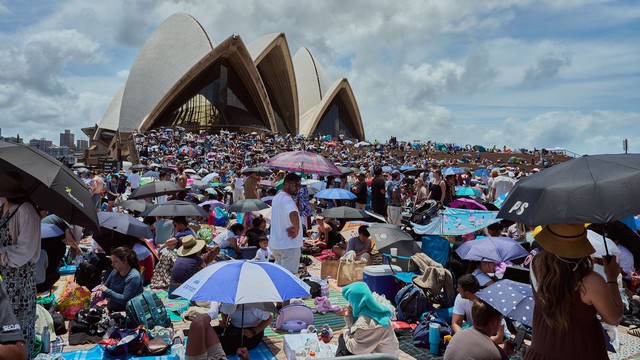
[60,344,178,360]
[154,290,191,321]
[227,342,276,360]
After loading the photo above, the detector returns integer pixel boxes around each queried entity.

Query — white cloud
[0,2,8,16]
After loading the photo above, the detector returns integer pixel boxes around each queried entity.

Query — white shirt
[129,173,141,189]
[491,175,515,199]
[472,268,493,287]
[617,244,635,280]
[453,294,511,337]
[269,191,303,250]
[213,230,236,248]
[224,305,271,328]
[234,177,245,191]
[253,247,274,262]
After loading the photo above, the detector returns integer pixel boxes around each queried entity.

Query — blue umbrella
[475,279,534,327]
[455,186,483,197]
[455,236,528,262]
[493,192,509,209]
[381,166,394,173]
[314,188,356,200]
[172,260,310,303]
[474,169,490,177]
[443,167,465,176]
[41,223,64,239]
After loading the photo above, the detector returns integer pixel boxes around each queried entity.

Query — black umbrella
[228,199,269,213]
[141,171,160,179]
[588,221,640,268]
[120,199,152,213]
[368,223,421,257]
[241,166,272,176]
[130,164,147,171]
[402,168,429,177]
[98,212,153,239]
[190,180,210,190]
[337,166,354,175]
[497,154,640,225]
[129,181,183,199]
[140,200,209,217]
[0,141,99,231]
[320,206,373,219]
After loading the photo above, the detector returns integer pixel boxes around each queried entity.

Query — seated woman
[168,235,216,299]
[304,216,339,251]
[93,247,144,311]
[468,260,496,287]
[211,223,244,258]
[244,216,266,247]
[336,282,399,357]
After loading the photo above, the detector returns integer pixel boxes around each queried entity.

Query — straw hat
[0,172,27,198]
[177,235,206,257]
[534,224,595,258]
[498,168,508,176]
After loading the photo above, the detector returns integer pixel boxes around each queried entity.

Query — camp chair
[382,253,421,284]
[420,235,452,267]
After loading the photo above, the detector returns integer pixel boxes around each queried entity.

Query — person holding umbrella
[527,224,623,359]
[0,171,41,358]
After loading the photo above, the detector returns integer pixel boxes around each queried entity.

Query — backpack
[412,311,452,348]
[100,326,149,358]
[395,284,432,323]
[273,304,314,332]
[125,292,171,330]
[75,253,111,290]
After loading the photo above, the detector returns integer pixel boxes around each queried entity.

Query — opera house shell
[84,13,364,162]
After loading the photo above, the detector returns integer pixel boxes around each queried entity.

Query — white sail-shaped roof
[292,48,333,116]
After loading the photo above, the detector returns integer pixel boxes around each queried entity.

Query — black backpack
[395,284,432,323]
[74,260,101,290]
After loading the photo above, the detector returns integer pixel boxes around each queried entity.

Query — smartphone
[513,329,526,350]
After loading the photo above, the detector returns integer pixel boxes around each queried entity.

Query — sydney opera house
[83,13,364,163]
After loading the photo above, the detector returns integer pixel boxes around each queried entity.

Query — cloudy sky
[0,0,638,155]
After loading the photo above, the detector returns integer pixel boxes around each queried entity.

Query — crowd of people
[0,128,634,360]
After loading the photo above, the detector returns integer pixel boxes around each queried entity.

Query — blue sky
[0,0,638,154]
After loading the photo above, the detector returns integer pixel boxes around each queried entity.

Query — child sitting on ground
[253,236,274,262]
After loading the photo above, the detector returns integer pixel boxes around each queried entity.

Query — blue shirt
[103,268,144,311]
[170,254,203,284]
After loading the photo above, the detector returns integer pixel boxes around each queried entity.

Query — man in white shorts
[269,173,303,274]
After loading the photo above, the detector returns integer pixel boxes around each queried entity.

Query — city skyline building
[60,129,75,150]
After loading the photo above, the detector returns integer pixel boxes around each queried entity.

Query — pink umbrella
[264,151,341,176]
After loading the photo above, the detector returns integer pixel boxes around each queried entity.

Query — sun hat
[534,224,595,259]
[177,235,206,257]
[498,168,508,176]
[0,171,28,198]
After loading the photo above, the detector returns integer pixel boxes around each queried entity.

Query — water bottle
[428,322,441,355]
[304,338,311,355]
[41,327,50,353]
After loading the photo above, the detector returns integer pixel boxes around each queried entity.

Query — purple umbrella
[456,236,528,262]
[198,200,226,209]
[449,198,487,210]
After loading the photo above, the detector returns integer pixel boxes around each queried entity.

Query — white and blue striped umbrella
[172,260,310,304]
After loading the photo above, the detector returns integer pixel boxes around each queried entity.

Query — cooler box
[363,265,402,303]
[239,246,258,260]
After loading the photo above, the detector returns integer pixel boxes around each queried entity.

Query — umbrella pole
[602,224,611,262]
[240,304,245,348]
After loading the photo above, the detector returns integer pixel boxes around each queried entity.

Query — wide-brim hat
[498,168,508,175]
[0,171,28,198]
[177,235,206,257]
[534,223,595,258]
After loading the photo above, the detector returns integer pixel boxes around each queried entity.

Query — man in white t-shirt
[269,173,302,273]
[452,274,509,344]
[490,168,515,201]
[129,171,141,190]
[233,174,245,203]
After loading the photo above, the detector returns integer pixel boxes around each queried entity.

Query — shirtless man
[89,171,104,212]
[176,166,188,190]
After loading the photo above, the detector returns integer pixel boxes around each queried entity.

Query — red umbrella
[264,151,341,176]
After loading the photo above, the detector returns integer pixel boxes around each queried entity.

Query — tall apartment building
[59,129,75,149]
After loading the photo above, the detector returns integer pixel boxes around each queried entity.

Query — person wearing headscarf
[336,282,399,357]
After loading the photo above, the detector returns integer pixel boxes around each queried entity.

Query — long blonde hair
[532,251,593,331]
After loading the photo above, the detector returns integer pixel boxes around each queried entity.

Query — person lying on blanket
[335,282,399,357]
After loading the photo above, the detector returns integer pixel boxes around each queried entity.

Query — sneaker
[307,325,317,333]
